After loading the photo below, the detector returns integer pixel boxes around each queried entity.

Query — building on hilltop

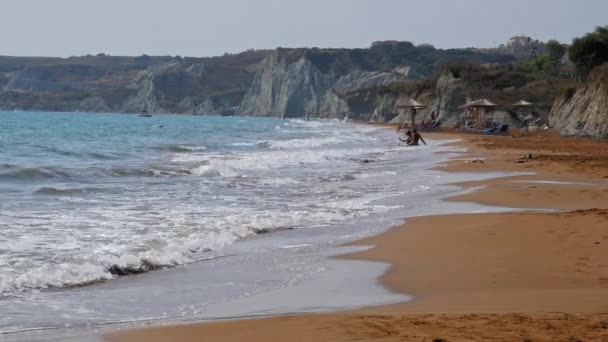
[498,36,545,59]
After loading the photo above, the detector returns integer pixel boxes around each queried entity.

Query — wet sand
[107,130,608,342]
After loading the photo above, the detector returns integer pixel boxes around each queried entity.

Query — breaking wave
[157,144,208,153]
[34,186,111,196]
[0,166,72,181]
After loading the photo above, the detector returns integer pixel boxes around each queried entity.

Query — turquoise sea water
[0,111,391,296]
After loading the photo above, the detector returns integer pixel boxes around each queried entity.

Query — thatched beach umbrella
[459,99,497,129]
[512,100,538,128]
[512,100,533,107]
[397,99,427,129]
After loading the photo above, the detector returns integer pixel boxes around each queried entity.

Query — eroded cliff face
[549,65,608,139]
[0,51,269,114]
[118,61,246,115]
[0,43,517,116]
[341,65,533,126]
[410,64,565,127]
[238,50,417,118]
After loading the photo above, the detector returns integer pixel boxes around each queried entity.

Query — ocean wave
[189,146,385,178]
[0,248,191,297]
[266,137,346,150]
[32,146,121,160]
[0,166,72,181]
[154,145,208,153]
[34,186,111,196]
[0,165,192,181]
[319,174,357,183]
[0,220,302,296]
[0,191,398,297]
[229,141,270,148]
[0,260,171,297]
[108,167,191,177]
[87,152,121,160]
[105,260,164,276]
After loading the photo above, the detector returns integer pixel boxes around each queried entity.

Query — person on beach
[410,129,427,146]
[399,130,413,144]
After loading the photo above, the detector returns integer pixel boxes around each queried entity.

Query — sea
[0,111,512,341]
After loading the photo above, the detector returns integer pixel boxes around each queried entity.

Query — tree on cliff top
[546,40,566,62]
[569,26,608,79]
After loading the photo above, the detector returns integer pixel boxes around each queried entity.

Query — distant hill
[0,50,271,114]
[0,41,515,115]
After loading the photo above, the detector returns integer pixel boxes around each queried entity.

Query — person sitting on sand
[399,130,413,144]
[409,129,427,146]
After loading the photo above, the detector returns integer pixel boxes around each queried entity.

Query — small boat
[139,110,152,118]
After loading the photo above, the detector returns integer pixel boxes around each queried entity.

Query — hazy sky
[2,0,606,57]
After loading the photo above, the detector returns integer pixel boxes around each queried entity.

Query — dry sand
[108,130,608,342]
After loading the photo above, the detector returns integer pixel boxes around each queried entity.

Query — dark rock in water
[320,174,357,183]
[253,226,295,235]
[254,228,273,235]
[341,174,357,181]
[361,159,373,164]
[106,259,162,276]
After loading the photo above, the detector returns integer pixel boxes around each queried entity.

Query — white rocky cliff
[549,64,608,139]
[238,50,416,118]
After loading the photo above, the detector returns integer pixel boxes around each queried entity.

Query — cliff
[0,51,270,114]
[342,63,570,127]
[238,43,514,118]
[238,50,419,117]
[549,64,608,139]
[424,64,569,126]
[0,41,515,116]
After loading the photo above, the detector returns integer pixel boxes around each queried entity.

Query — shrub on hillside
[569,26,608,78]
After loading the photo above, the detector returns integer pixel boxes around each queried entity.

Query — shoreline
[109,130,608,341]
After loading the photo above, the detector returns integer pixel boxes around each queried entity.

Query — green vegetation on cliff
[298,41,515,77]
[569,26,608,78]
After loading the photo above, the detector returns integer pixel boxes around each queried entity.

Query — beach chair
[497,124,509,134]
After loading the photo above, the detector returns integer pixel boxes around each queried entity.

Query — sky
[2,0,607,58]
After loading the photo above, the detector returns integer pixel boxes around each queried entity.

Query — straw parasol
[459,98,498,109]
[459,99,497,129]
[397,99,427,128]
[512,100,533,107]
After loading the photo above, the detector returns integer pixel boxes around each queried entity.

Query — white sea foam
[178,145,207,152]
[267,136,348,149]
